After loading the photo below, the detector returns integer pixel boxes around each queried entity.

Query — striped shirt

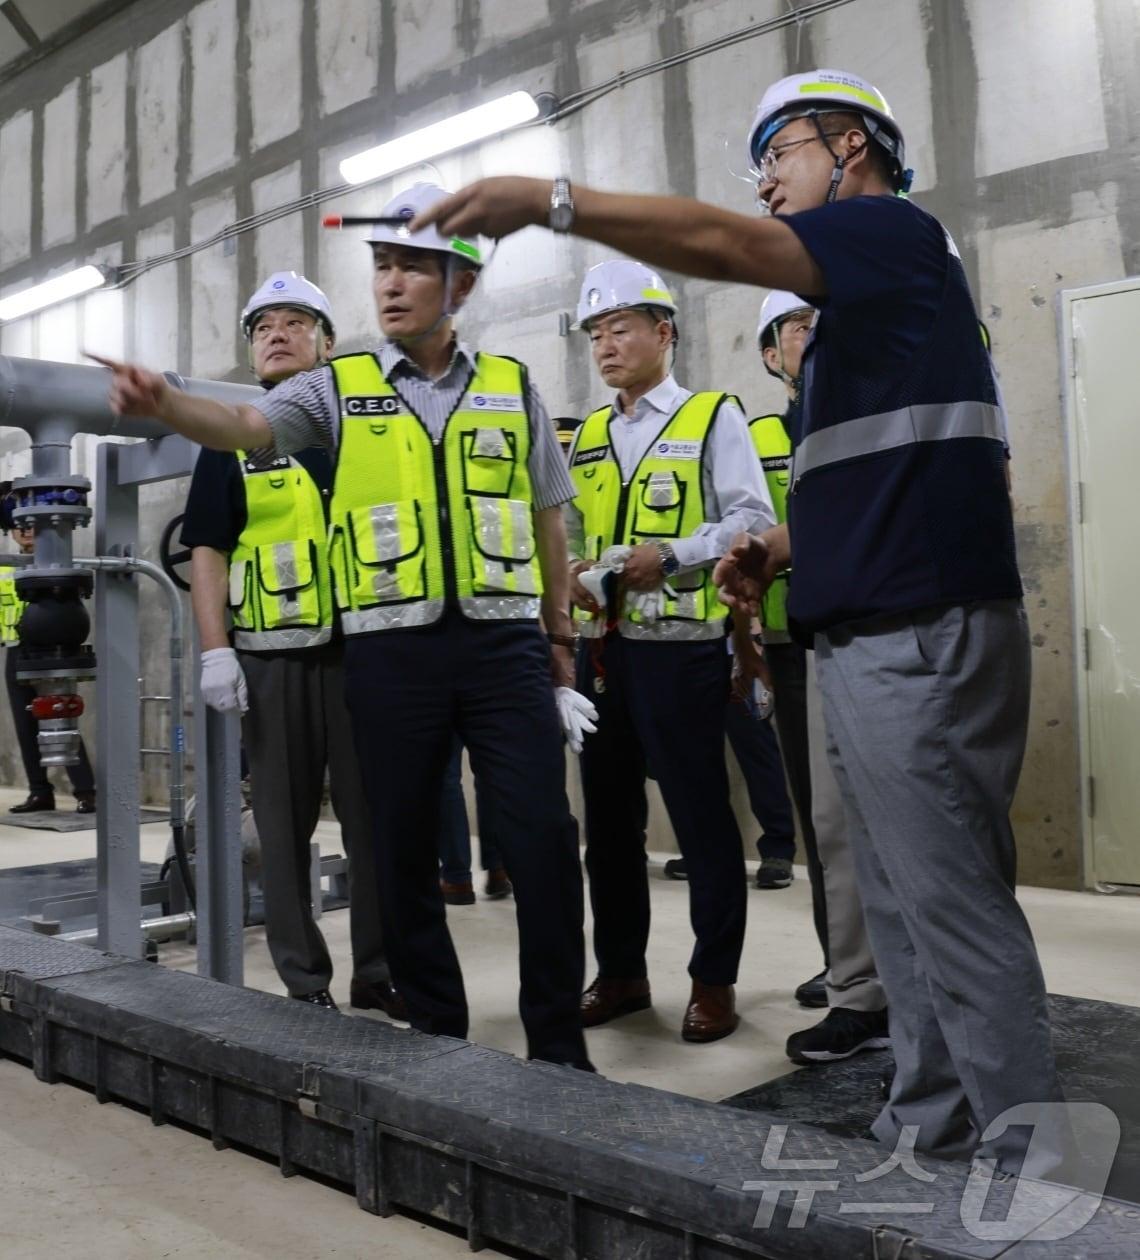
[256,339,576,510]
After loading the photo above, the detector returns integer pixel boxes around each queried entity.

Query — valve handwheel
[159,513,193,592]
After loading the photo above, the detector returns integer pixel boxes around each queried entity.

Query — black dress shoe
[350,978,409,1021]
[530,1055,598,1073]
[484,867,512,899]
[75,792,96,814]
[9,792,55,814]
[292,988,338,1010]
[794,969,828,1009]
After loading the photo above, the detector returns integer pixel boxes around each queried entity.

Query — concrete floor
[0,783,1137,1257]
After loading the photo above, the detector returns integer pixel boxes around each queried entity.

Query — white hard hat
[367,182,483,267]
[757,290,814,349]
[747,69,909,192]
[241,271,335,339]
[573,259,677,332]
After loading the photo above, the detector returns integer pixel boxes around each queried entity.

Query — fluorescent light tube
[0,264,112,322]
[340,91,541,186]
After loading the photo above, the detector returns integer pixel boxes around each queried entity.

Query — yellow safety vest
[748,414,792,641]
[0,564,24,646]
[569,392,733,641]
[328,352,541,635]
[228,451,334,651]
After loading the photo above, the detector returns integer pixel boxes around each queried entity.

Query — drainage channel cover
[723,993,1140,1210]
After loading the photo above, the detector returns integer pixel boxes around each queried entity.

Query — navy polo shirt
[180,446,334,554]
[779,195,1021,634]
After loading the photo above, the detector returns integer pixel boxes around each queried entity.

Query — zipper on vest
[615,478,632,544]
[432,434,457,601]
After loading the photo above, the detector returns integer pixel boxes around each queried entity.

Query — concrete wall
[1,0,1136,887]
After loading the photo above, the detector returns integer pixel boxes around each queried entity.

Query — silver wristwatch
[549,177,575,233]
[654,541,680,577]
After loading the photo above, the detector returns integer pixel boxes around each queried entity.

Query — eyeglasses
[755,131,845,188]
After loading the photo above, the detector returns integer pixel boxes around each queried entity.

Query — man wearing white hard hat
[104,186,594,1070]
[753,291,888,1065]
[180,271,400,1017]
[414,71,1065,1178]
[566,257,774,1044]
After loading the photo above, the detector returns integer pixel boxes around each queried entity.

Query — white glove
[200,647,248,714]
[578,564,611,608]
[623,584,677,624]
[555,686,599,755]
[599,544,632,573]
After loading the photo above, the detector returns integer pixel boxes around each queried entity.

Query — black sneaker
[663,859,688,880]
[786,1007,890,1065]
[794,969,828,1009]
[755,857,794,889]
[293,988,338,1010]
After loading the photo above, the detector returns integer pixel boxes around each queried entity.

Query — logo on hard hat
[272,280,286,289]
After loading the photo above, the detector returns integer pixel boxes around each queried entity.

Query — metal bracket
[872,1224,917,1260]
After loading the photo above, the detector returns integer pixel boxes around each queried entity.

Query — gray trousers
[804,654,884,1012]
[241,647,388,997]
[816,600,1063,1174]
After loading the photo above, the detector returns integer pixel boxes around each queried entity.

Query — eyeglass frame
[755,129,848,188]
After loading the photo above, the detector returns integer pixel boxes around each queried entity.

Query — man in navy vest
[413,70,1066,1181]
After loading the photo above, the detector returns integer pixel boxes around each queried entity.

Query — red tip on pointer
[322,215,343,228]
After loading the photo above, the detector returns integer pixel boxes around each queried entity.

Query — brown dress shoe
[440,878,476,905]
[681,980,739,1043]
[580,976,651,1028]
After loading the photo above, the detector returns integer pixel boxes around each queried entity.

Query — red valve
[29,694,84,719]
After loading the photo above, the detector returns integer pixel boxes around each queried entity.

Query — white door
[1067,280,1140,886]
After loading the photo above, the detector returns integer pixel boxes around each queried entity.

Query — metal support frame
[0,356,260,974]
[94,442,141,957]
[191,620,244,984]
[96,430,246,982]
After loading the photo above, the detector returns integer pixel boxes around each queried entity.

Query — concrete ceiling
[0,0,139,78]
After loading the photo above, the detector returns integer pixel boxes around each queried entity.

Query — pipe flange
[12,503,92,525]
[15,570,94,597]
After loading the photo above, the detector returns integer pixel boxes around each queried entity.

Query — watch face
[550,203,574,232]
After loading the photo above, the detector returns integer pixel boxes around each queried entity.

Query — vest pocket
[228,559,254,630]
[346,501,427,606]
[254,539,320,628]
[460,428,518,498]
[630,471,687,539]
[466,495,537,595]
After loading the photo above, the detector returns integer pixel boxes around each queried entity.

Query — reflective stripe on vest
[0,565,24,646]
[792,401,1005,481]
[229,452,334,652]
[748,414,792,641]
[569,392,730,642]
[328,352,541,634]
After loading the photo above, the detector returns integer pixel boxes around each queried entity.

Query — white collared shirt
[565,374,774,572]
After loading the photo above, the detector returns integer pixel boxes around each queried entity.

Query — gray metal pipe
[78,555,186,831]
[0,354,260,441]
[61,911,195,946]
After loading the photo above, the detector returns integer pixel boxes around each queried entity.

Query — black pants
[5,647,94,797]
[766,641,828,965]
[577,633,747,987]
[241,647,388,997]
[343,614,587,1065]
[724,698,796,861]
